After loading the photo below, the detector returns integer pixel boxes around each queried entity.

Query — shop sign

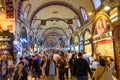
[93,31,112,43]
[113,25,120,79]
[84,39,91,45]
[0,36,9,41]
[110,7,119,23]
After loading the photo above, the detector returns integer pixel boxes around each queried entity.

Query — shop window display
[94,17,113,56]
[0,27,9,54]
[93,15,118,79]
[84,30,92,56]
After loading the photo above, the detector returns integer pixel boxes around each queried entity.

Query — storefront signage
[110,7,119,23]
[0,36,9,41]
[84,39,91,45]
[93,31,112,43]
[113,25,120,79]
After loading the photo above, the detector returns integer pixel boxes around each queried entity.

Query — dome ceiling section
[34,5,78,19]
[42,28,66,47]
[40,20,68,30]
[44,36,59,47]
[29,1,83,26]
[42,27,67,40]
[44,33,61,42]
[32,5,79,31]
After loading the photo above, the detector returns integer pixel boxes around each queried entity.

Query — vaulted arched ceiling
[19,0,97,47]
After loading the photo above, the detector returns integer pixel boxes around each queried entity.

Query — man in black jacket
[31,55,41,79]
[73,52,92,80]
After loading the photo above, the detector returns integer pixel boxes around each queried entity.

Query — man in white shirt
[82,51,90,64]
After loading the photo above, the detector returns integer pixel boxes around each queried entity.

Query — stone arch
[30,1,83,26]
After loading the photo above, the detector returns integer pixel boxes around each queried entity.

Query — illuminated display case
[93,12,114,57]
[92,11,118,79]
[93,32,114,56]
[84,30,92,55]
[0,30,9,54]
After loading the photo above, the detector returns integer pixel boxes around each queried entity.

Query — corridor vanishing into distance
[0,0,120,80]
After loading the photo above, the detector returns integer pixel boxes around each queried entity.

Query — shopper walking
[42,54,57,80]
[73,52,92,80]
[13,62,28,80]
[69,54,76,79]
[93,58,113,80]
[57,54,66,80]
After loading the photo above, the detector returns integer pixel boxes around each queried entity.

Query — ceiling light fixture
[88,12,93,16]
[104,5,111,11]
[0,5,2,7]
[1,8,4,11]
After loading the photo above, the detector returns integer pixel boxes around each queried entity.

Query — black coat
[14,68,28,80]
[32,59,40,72]
[73,58,92,77]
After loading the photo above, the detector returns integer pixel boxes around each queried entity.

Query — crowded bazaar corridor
[0,0,120,80]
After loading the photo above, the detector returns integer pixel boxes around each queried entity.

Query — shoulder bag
[93,67,106,80]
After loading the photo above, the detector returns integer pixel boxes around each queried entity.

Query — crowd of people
[0,50,116,80]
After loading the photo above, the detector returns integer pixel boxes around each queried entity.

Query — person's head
[72,54,75,58]
[42,55,46,61]
[34,51,38,54]
[60,54,64,59]
[49,54,54,61]
[99,58,106,67]
[8,55,12,60]
[32,55,35,60]
[78,52,82,58]
[19,56,23,61]
[83,51,87,54]
[110,58,114,62]
[2,55,7,60]
[18,62,24,69]
[35,53,39,57]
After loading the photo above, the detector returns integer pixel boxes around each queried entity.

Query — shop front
[92,11,114,57]
[84,30,92,56]
[111,6,120,80]
[113,24,120,80]
[92,11,118,79]
[0,29,9,54]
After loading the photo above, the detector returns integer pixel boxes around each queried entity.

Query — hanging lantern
[5,0,14,19]
[41,20,46,25]
[67,19,73,24]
